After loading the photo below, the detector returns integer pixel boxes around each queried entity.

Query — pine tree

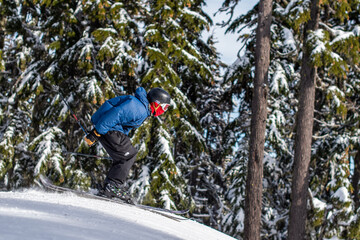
[354,151,360,215]
[190,78,229,229]
[180,7,229,228]
[220,0,360,238]
[350,150,360,238]
[288,0,321,238]
[1,3,229,234]
[270,0,360,238]
[130,1,227,226]
[0,0,146,187]
[243,1,272,239]
[0,0,46,188]
[219,1,296,238]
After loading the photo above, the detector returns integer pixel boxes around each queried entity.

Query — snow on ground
[0,189,235,240]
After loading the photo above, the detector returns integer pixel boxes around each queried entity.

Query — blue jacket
[91,87,151,135]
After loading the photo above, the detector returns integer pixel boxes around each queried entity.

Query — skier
[84,87,171,202]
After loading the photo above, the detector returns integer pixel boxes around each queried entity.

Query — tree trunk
[353,150,360,210]
[243,0,272,239]
[288,0,320,239]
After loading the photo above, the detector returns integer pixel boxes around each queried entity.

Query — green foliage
[222,157,247,238]
[348,212,360,239]
[326,86,347,120]
[221,0,360,238]
[321,0,352,23]
[317,150,355,239]
[290,1,311,33]
[0,0,227,231]
[0,50,4,71]
[28,127,66,179]
[4,0,359,238]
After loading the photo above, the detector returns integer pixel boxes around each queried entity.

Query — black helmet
[147,88,171,104]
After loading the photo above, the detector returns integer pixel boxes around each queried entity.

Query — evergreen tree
[220,0,360,238]
[130,2,228,229]
[219,1,296,238]
[297,0,360,238]
[190,78,229,229]
[243,0,272,239]
[5,0,359,238]
[1,2,229,234]
[0,0,146,187]
[0,0,46,188]
[288,0,321,238]
[350,150,360,238]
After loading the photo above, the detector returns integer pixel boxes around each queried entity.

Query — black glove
[85,129,101,146]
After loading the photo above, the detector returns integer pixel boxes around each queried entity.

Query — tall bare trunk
[288,0,320,239]
[243,0,272,239]
[353,150,360,210]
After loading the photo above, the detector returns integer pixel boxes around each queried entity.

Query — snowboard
[38,175,188,221]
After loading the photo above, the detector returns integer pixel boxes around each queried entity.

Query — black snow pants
[98,131,138,185]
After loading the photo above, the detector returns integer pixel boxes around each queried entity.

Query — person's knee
[124,146,137,161]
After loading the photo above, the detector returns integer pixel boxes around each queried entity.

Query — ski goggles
[160,103,169,112]
[153,102,169,111]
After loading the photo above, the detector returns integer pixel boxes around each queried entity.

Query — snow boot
[101,180,134,204]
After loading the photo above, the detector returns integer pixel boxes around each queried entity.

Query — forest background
[0,0,360,239]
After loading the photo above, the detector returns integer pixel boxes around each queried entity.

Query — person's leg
[98,131,138,185]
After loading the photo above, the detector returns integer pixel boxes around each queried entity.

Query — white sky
[202,0,258,65]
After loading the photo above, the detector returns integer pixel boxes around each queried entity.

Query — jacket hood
[135,87,150,110]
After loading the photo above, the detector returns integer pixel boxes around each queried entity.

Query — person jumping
[84,87,171,202]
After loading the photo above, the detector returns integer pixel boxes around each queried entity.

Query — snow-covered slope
[0,190,235,240]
